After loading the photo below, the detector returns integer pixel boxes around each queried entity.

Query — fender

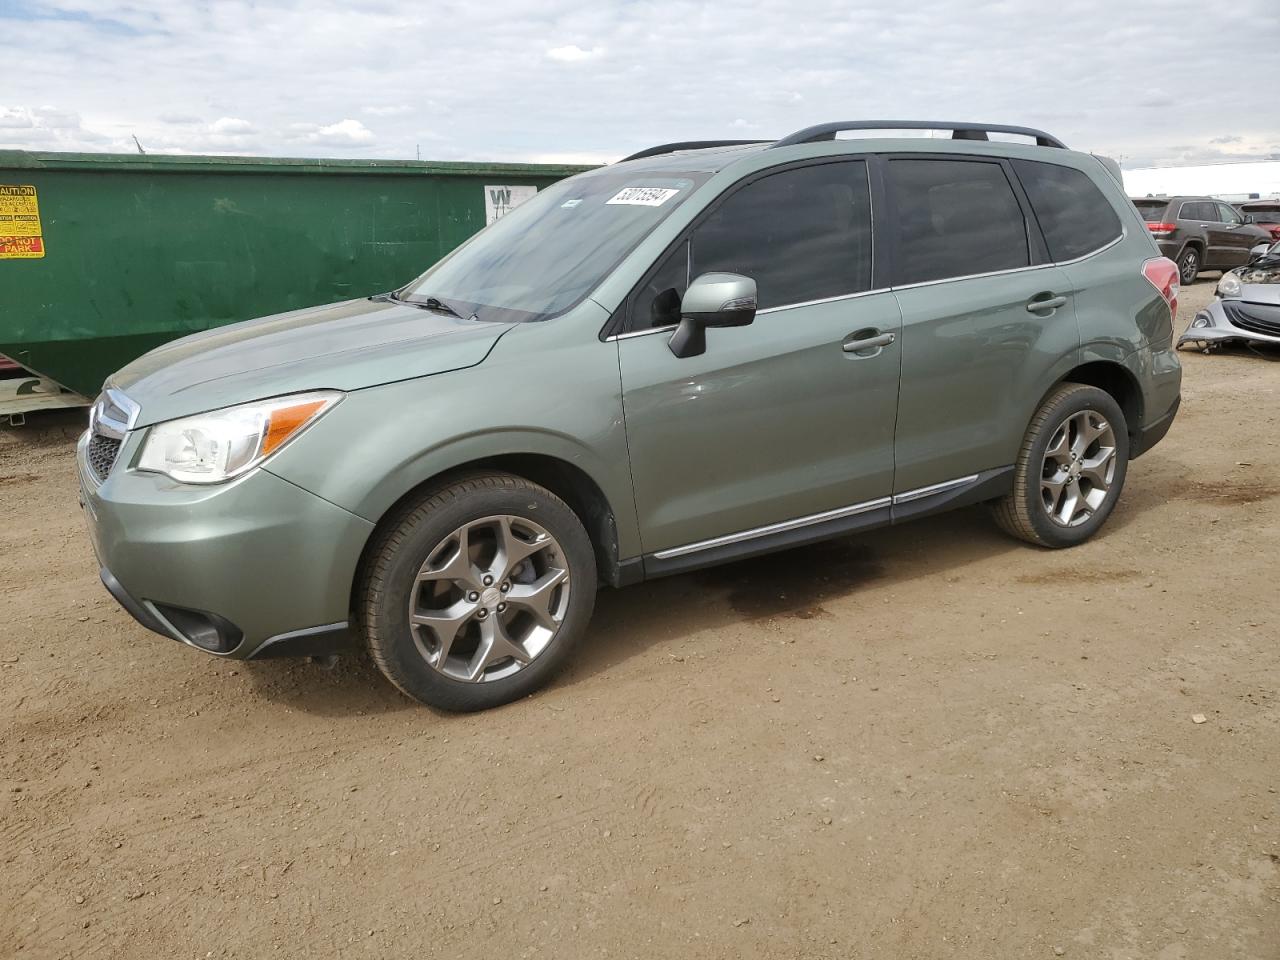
[264,308,644,560]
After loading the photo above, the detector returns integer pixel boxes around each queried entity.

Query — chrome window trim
[891,229,1127,292]
[1050,229,1125,266]
[756,286,890,316]
[608,324,678,341]
[891,261,1053,292]
[651,472,987,560]
[607,286,893,339]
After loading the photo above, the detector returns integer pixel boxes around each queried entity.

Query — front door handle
[842,331,895,354]
[1026,295,1067,313]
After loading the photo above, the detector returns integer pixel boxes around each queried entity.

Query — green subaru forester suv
[79,121,1182,711]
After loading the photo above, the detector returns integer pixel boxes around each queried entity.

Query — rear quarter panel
[1064,174,1181,432]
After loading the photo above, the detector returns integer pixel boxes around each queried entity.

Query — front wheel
[360,473,597,711]
[991,383,1129,548]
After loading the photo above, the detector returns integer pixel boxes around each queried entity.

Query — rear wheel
[360,473,596,711]
[1178,246,1200,285]
[991,384,1129,548]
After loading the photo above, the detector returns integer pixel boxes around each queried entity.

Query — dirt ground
[2,280,1277,960]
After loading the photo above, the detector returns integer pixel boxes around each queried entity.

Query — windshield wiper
[396,290,467,319]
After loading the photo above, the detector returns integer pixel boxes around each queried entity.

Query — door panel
[882,155,1080,493]
[891,266,1077,491]
[618,294,902,553]
[1215,202,1252,267]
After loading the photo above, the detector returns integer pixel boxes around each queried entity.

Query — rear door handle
[1026,295,1067,313]
[842,331,895,353]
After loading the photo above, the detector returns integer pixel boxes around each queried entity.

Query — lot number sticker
[484,185,538,226]
[606,187,680,206]
[0,185,44,259]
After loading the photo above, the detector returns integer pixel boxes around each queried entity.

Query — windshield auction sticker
[606,187,680,206]
[0,185,44,259]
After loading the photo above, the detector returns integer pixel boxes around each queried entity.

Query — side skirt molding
[638,466,1014,581]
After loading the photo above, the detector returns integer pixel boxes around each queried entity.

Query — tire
[360,472,597,711]
[1177,246,1200,285]
[991,383,1129,548]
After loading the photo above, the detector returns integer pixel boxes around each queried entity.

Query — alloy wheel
[408,515,570,682]
[1179,251,1198,284]
[1039,410,1118,527]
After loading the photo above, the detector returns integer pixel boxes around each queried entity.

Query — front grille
[1223,300,1280,338]
[86,433,122,483]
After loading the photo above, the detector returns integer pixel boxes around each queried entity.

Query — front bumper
[78,431,374,659]
[1177,298,1280,351]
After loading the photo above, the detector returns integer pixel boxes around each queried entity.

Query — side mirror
[1249,242,1272,261]
[668,272,757,358]
[1242,214,1255,224]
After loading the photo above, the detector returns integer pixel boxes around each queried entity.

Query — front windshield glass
[400,169,710,322]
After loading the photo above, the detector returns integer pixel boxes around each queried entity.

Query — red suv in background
[1238,200,1280,242]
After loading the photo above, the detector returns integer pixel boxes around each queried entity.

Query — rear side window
[1179,201,1216,221]
[689,160,873,310]
[1133,201,1170,222]
[887,159,1029,285]
[1013,159,1123,262]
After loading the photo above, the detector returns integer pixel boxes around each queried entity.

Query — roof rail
[619,139,772,163]
[770,121,1067,150]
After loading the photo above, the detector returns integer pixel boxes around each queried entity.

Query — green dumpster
[0,150,593,407]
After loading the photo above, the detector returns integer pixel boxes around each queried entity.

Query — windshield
[1132,200,1170,222]
[400,169,710,322]
[1245,206,1280,225]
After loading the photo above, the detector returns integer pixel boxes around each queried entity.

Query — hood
[109,297,515,427]
[1238,258,1280,306]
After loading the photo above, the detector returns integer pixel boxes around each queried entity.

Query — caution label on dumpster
[0,185,45,259]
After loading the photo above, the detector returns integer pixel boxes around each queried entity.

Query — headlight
[1217,271,1243,299]
[137,391,342,484]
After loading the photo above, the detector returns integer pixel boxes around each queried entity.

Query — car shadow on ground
[240,468,1193,716]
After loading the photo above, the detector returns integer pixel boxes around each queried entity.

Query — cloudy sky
[2,0,1277,169]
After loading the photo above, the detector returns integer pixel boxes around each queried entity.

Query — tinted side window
[888,159,1029,285]
[1012,159,1123,262]
[689,161,873,310]
[1181,201,1214,221]
[1216,202,1242,225]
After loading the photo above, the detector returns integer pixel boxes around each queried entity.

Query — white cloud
[210,117,255,136]
[0,108,34,129]
[291,118,376,147]
[363,104,412,117]
[0,0,1274,167]
[0,105,111,147]
[546,44,603,63]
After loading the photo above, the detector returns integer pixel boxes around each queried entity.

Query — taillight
[1145,222,1176,236]
[1142,257,1179,326]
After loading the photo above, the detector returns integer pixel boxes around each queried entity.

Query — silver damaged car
[1180,241,1280,352]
